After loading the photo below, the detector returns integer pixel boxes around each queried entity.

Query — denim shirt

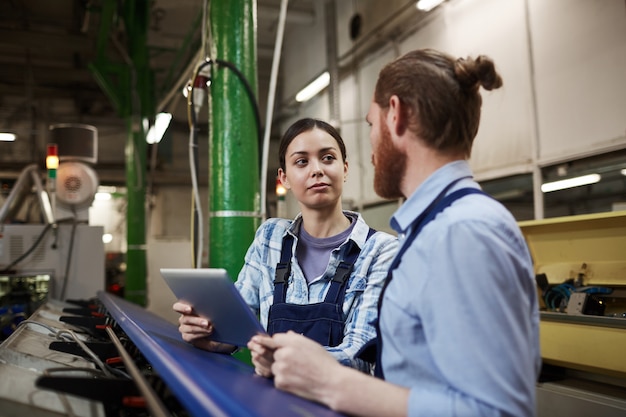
[235,211,398,371]
[383,161,541,417]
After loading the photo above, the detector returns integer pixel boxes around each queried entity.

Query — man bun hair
[374,48,503,158]
[454,55,503,93]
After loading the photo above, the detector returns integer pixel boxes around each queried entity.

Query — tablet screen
[161,268,266,346]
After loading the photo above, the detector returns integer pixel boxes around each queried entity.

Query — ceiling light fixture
[541,173,601,193]
[621,168,626,177]
[0,132,16,142]
[416,0,445,12]
[295,71,330,103]
[146,112,173,144]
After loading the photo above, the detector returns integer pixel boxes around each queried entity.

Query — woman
[174,118,397,375]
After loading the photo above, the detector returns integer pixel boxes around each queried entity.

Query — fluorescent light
[98,185,117,193]
[541,173,601,193]
[95,192,112,201]
[146,112,172,144]
[0,132,16,142]
[416,0,445,12]
[295,72,330,103]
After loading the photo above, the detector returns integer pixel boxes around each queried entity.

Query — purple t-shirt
[296,215,356,283]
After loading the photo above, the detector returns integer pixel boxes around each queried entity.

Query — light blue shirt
[381,161,541,417]
[235,211,398,371]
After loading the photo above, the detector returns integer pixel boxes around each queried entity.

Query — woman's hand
[173,301,235,353]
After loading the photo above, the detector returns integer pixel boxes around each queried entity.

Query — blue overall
[357,184,489,378]
[267,228,375,347]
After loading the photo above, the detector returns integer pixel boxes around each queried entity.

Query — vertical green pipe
[124,125,148,306]
[124,0,153,306]
[209,0,259,280]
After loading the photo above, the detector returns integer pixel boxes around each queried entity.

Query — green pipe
[124,125,148,306]
[88,0,154,306]
[123,0,153,306]
[208,0,259,281]
[88,62,127,115]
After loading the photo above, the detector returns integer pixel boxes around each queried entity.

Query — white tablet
[160,268,266,347]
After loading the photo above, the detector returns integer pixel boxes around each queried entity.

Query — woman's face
[278,127,348,211]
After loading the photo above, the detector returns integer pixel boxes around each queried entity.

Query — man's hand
[248,333,276,377]
[249,331,342,404]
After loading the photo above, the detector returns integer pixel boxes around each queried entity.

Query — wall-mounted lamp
[146,112,173,144]
[276,176,287,218]
[416,0,446,12]
[295,71,330,103]
[0,132,16,142]
[541,173,601,193]
[276,177,287,197]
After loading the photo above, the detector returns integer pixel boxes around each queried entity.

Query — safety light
[46,144,59,171]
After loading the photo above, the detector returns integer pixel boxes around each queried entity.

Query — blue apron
[357,184,488,378]
[267,227,375,347]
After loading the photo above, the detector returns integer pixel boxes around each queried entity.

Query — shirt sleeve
[327,233,399,372]
[234,221,279,319]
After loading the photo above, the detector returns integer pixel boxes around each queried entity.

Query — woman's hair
[278,118,347,171]
[373,48,503,157]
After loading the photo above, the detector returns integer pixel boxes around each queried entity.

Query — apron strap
[370,187,488,378]
[273,234,294,304]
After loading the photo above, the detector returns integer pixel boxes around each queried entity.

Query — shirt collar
[390,160,474,234]
[287,210,369,248]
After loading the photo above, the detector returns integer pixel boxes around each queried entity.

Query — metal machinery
[0,292,346,417]
[0,124,105,342]
[520,211,626,416]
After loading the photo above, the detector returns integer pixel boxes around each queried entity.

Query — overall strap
[273,227,377,305]
[273,234,294,304]
[324,227,376,304]
[374,187,487,378]
[390,187,485,270]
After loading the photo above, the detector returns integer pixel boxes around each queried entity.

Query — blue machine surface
[98,291,346,417]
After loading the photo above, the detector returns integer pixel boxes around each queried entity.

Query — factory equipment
[0,124,105,335]
[520,211,626,416]
[0,292,346,416]
[49,123,99,223]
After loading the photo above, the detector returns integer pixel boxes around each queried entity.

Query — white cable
[18,320,112,377]
[55,329,112,377]
[260,0,289,220]
[189,127,204,268]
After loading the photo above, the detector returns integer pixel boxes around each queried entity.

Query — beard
[372,122,406,200]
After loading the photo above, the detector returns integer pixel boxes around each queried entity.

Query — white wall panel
[528,0,626,163]
[355,49,398,206]
[277,0,626,214]
[401,0,535,178]
[280,2,327,102]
